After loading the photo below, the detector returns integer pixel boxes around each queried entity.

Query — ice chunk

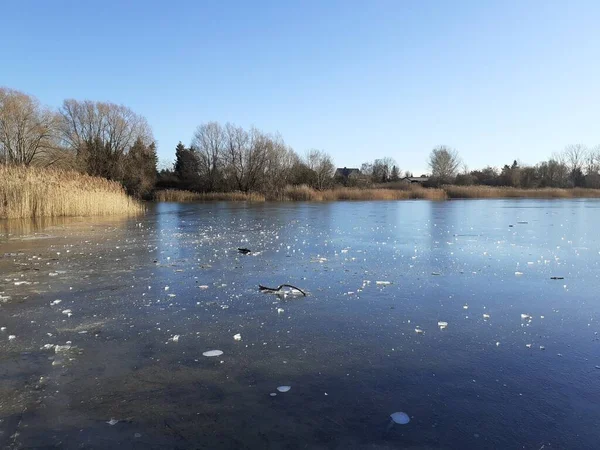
[233,333,241,341]
[55,344,71,353]
[277,386,291,392]
[437,321,448,330]
[8,335,16,341]
[107,419,119,426]
[202,350,223,357]
[390,412,410,425]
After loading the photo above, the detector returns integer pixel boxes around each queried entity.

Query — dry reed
[154,185,600,204]
[154,189,265,202]
[0,165,143,219]
[281,185,447,201]
[444,185,600,199]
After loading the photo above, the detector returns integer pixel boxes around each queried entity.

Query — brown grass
[154,185,600,204]
[281,185,447,201]
[444,185,600,199]
[154,189,265,202]
[0,165,143,219]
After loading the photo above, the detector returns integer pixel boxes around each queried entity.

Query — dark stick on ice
[238,248,251,254]
[259,284,307,296]
[550,276,564,280]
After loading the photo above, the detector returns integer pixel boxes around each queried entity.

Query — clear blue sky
[2,0,599,174]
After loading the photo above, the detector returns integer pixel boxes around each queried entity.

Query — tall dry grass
[444,185,600,199]
[281,185,447,201]
[154,189,265,202]
[153,185,600,204]
[0,165,143,219]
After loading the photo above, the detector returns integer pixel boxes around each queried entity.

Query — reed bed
[154,185,600,204]
[281,185,447,201]
[0,165,143,219]
[444,185,600,199]
[154,189,265,202]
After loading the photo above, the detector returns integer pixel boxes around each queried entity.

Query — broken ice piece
[233,333,241,341]
[107,419,119,426]
[277,386,291,392]
[376,281,391,285]
[390,411,410,425]
[437,321,448,330]
[202,350,223,357]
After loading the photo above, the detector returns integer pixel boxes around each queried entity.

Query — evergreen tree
[122,138,158,199]
[174,141,200,190]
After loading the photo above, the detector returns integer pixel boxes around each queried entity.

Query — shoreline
[154,186,600,203]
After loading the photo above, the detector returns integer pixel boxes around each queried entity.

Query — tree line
[3,85,600,198]
[426,144,600,189]
[0,87,157,198]
[157,122,337,193]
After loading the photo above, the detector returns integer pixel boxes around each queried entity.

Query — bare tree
[59,99,152,179]
[0,87,59,165]
[305,149,335,190]
[562,144,588,173]
[372,157,397,182]
[191,122,225,191]
[224,124,271,192]
[586,145,600,175]
[428,146,461,182]
[262,133,296,192]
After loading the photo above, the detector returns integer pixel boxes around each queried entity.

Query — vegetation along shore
[2,85,600,218]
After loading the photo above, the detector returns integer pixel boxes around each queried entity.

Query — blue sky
[2,0,599,174]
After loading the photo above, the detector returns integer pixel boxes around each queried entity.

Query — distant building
[401,176,429,184]
[334,167,360,179]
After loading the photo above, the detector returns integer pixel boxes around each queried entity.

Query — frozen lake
[1,200,600,449]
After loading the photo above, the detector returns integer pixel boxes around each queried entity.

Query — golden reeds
[154,189,266,202]
[0,165,143,219]
[281,185,447,201]
[444,185,600,199]
[155,185,600,203]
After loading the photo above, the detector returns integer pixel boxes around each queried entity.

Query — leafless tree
[262,133,296,192]
[372,157,397,182]
[584,145,600,175]
[428,145,461,182]
[224,124,272,192]
[0,87,60,165]
[305,149,335,190]
[59,99,152,178]
[562,144,588,173]
[191,122,225,191]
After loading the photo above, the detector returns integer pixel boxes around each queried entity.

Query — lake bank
[155,185,600,202]
[0,166,143,220]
